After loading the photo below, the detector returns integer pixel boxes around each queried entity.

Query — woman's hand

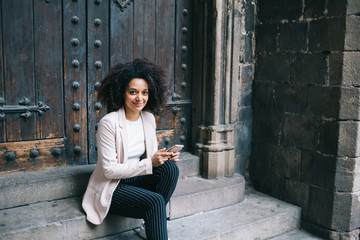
[169,151,180,162]
[151,148,173,167]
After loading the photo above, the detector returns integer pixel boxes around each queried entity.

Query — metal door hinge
[0,97,50,120]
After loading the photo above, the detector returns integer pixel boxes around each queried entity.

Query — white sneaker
[138,221,170,240]
[138,221,147,239]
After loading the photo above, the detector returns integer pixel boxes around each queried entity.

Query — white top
[125,117,145,163]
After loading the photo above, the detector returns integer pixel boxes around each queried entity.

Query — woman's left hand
[169,151,180,162]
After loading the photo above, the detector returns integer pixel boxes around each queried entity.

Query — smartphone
[166,144,184,153]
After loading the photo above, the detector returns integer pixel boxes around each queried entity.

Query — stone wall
[250,0,360,238]
[234,0,256,177]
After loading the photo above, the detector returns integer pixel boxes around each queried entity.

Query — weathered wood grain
[87,0,109,164]
[175,0,193,100]
[34,0,64,139]
[174,106,192,151]
[156,0,175,94]
[156,129,175,150]
[63,0,87,164]
[110,1,134,65]
[3,0,36,141]
[133,1,156,61]
[155,107,175,130]
[0,138,66,174]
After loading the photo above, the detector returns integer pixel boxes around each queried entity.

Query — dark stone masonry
[250,0,360,239]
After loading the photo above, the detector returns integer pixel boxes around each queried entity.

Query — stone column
[193,0,241,179]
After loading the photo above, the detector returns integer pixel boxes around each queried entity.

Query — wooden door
[0,0,193,173]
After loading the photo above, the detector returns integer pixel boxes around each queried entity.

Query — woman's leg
[110,161,179,239]
[110,184,168,240]
[137,160,179,203]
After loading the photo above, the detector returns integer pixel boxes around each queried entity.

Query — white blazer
[82,108,157,225]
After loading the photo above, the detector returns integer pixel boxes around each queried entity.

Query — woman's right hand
[151,148,173,167]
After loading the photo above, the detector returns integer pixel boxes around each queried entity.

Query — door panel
[155,0,175,93]
[133,1,156,60]
[176,0,193,101]
[3,0,36,142]
[63,0,87,164]
[110,1,134,65]
[34,0,63,139]
[87,0,109,163]
[173,0,193,148]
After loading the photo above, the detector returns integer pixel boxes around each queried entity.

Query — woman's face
[124,78,149,117]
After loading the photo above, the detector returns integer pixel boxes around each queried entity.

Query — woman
[82,58,179,240]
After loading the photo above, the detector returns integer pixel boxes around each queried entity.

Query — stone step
[0,197,141,240]
[176,152,200,178]
[268,230,324,240]
[97,189,302,240]
[169,174,244,219]
[0,152,200,210]
[0,165,93,210]
[98,229,323,240]
[0,174,244,240]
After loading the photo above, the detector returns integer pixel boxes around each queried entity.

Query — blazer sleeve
[96,117,153,180]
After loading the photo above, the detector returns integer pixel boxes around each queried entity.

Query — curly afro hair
[97,58,168,114]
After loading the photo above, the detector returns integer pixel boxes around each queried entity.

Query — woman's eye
[129,91,136,94]
[143,91,149,95]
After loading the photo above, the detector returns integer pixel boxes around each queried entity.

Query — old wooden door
[0,0,193,174]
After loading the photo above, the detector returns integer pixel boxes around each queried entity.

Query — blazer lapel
[117,108,128,163]
[140,111,152,158]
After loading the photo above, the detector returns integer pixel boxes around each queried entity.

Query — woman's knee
[147,192,166,211]
[163,160,179,178]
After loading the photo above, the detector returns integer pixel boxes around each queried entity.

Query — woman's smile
[134,102,144,107]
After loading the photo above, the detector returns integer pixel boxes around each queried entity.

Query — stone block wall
[251,0,360,238]
[234,0,256,177]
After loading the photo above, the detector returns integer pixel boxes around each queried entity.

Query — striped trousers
[109,160,179,240]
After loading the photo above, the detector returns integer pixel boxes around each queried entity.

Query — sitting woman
[82,58,179,240]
